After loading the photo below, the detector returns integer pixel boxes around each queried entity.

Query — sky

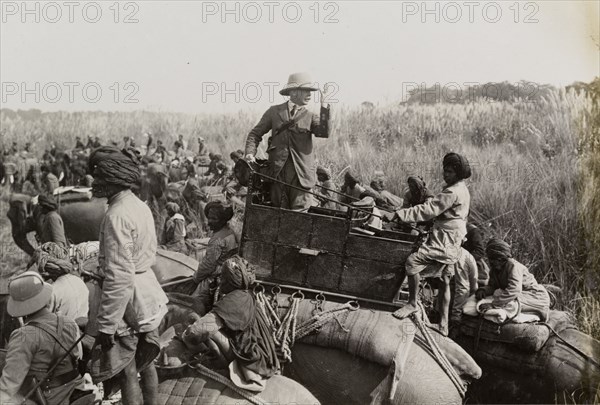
[0,0,598,114]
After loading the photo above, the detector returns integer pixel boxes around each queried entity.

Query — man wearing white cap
[0,271,83,405]
[245,72,331,210]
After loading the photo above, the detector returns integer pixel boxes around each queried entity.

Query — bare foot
[438,323,449,337]
[393,304,418,319]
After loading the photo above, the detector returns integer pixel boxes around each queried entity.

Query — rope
[273,297,301,363]
[294,303,358,340]
[188,362,268,405]
[414,302,467,398]
[258,291,359,364]
[540,323,600,369]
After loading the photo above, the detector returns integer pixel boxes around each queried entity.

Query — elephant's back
[156,374,319,405]
[287,343,461,405]
[458,325,600,403]
[58,197,107,243]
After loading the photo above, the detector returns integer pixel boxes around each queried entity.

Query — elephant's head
[6,193,36,256]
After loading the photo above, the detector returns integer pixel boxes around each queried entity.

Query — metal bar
[160,276,193,288]
[252,170,392,218]
[255,280,404,309]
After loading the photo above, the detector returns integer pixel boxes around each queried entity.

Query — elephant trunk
[6,202,35,256]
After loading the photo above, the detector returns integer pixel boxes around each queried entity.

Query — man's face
[290,89,311,106]
[207,209,225,231]
[443,167,458,186]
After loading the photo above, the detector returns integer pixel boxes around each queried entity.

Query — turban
[220,255,255,294]
[230,150,244,161]
[486,238,512,260]
[407,176,428,201]
[204,201,234,222]
[38,194,58,211]
[443,153,472,180]
[316,166,331,180]
[33,242,74,280]
[370,178,384,192]
[344,170,360,185]
[88,146,141,188]
[166,202,180,215]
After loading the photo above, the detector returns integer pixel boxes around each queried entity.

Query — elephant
[170,288,481,405]
[6,192,107,256]
[455,312,600,404]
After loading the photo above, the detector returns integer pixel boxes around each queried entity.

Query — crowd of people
[0,72,552,404]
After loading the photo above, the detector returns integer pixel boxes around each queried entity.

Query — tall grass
[1,88,598,338]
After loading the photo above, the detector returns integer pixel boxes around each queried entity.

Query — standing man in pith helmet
[244,72,332,210]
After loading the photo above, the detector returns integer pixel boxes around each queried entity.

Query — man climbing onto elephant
[88,146,168,405]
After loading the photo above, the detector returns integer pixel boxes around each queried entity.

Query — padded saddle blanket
[460,310,574,352]
[156,373,318,405]
[53,186,93,203]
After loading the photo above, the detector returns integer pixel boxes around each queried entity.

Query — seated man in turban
[161,202,187,254]
[88,146,168,405]
[41,165,60,195]
[402,176,434,208]
[388,153,472,335]
[34,194,67,247]
[370,177,403,209]
[32,242,89,324]
[315,166,338,210]
[224,150,248,205]
[183,255,280,392]
[192,201,239,307]
[340,170,366,206]
[462,223,490,287]
[476,238,550,321]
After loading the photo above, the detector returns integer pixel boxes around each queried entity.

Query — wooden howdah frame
[240,173,418,303]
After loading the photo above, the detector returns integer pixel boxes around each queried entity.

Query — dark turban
[486,238,512,260]
[220,255,256,294]
[230,150,244,161]
[166,202,180,215]
[344,170,360,186]
[33,242,74,280]
[370,178,384,192]
[88,146,141,188]
[316,166,331,181]
[204,201,234,222]
[443,153,472,180]
[407,175,430,203]
[38,194,58,211]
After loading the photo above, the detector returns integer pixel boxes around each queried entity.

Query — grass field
[1,87,599,339]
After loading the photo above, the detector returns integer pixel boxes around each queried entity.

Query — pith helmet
[7,271,53,317]
[279,72,319,96]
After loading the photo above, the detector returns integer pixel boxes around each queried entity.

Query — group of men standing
[0,72,332,404]
[1,146,168,404]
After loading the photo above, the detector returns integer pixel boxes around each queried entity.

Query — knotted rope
[32,242,74,278]
[256,290,359,364]
[188,362,268,405]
